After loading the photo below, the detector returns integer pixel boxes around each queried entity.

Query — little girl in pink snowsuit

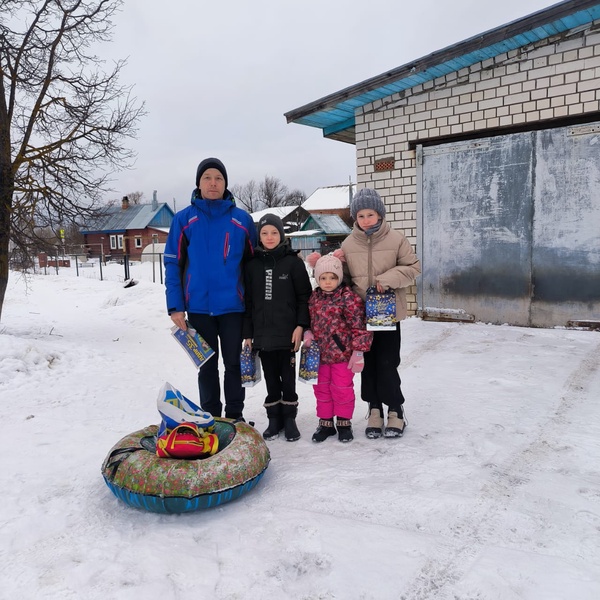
[303,255,373,443]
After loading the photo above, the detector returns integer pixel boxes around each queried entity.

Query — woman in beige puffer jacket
[340,188,421,439]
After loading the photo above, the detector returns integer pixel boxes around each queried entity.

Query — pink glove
[305,252,321,268]
[348,351,364,373]
[303,330,314,347]
[332,249,346,262]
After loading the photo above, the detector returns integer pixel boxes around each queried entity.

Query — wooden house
[81,195,174,261]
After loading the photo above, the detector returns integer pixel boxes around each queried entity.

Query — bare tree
[259,176,289,209]
[231,179,261,213]
[127,191,144,205]
[284,188,306,207]
[0,0,145,321]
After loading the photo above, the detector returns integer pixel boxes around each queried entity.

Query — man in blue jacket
[164,158,257,420]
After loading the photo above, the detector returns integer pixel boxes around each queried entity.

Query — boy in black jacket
[243,214,312,441]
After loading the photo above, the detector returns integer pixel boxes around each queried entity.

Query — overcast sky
[106,0,554,209]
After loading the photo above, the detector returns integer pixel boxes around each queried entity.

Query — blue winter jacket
[164,190,257,316]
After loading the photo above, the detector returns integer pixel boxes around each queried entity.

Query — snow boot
[282,402,301,442]
[312,419,336,443]
[365,405,384,439]
[336,418,353,443]
[262,402,282,440]
[384,408,407,438]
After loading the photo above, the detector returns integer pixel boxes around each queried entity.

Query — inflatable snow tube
[101,419,270,514]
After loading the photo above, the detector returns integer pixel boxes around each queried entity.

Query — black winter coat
[243,242,312,351]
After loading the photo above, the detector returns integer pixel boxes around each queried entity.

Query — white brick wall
[355,23,600,315]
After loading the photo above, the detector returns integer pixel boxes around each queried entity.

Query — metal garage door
[417,122,600,327]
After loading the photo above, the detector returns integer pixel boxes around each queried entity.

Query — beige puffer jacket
[341,220,421,320]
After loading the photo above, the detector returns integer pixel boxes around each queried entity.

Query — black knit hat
[195,157,228,188]
[258,213,285,245]
[350,187,386,220]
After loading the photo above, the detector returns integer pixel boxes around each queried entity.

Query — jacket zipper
[367,236,373,287]
[223,232,230,265]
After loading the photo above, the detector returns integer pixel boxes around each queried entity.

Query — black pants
[260,349,298,405]
[187,312,245,419]
[361,323,405,412]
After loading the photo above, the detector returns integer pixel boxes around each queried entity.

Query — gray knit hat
[258,213,285,245]
[350,188,386,220]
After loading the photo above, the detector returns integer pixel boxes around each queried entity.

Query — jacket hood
[190,188,235,204]
[190,189,236,217]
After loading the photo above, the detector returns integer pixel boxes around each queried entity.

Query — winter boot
[336,418,353,443]
[277,413,286,433]
[282,402,301,442]
[312,419,336,443]
[384,408,407,438]
[262,402,282,440]
[365,405,384,439]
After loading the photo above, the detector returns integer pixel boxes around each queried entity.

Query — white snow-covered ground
[1,262,599,600]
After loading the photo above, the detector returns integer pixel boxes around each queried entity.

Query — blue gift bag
[298,343,320,384]
[366,286,397,331]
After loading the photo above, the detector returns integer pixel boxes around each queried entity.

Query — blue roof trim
[285,3,600,137]
[324,117,355,137]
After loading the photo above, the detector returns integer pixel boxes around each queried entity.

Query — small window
[374,157,395,172]
[152,234,159,243]
[117,235,123,249]
[110,235,117,250]
[135,237,142,248]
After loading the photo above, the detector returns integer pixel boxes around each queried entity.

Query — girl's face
[318,272,339,293]
[260,225,281,250]
[356,208,380,229]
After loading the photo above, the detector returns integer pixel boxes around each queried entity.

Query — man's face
[199,168,226,200]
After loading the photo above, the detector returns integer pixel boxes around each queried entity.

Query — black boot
[336,418,354,443]
[312,419,336,443]
[282,402,301,442]
[262,402,281,440]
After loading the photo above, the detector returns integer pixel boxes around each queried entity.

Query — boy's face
[199,168,226,200]
[260,225,281,250]
[356,208,380,229]
[318,272,339,293]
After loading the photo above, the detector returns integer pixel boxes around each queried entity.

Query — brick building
[81,195,174,262]
[286,1,600,328]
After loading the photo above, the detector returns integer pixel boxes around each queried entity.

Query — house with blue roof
[285,0,600,328]
[81,194,174,261]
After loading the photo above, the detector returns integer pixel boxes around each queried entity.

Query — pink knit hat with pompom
[314,255,343,287]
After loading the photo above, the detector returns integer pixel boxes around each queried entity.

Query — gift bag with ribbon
[240,345,262,387]
[365,286,397,331]
[298,343,320,384]
[155,382,218,459]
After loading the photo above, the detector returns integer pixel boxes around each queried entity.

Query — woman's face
[356,208,380,229]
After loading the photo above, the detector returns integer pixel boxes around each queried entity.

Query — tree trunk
[0,190,12,323]
[0,72,13,322]
[0,120,13,322]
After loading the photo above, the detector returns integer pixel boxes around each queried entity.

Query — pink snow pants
[313,362,355,420]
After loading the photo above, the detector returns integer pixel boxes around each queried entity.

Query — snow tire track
[399,338,600,600]
[403,325,458,368]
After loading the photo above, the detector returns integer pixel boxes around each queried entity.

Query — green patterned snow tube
[101,419,270,513]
